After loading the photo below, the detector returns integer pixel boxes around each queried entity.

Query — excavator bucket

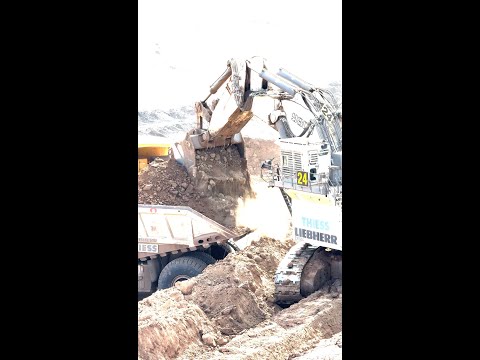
[170,129,202,178]
[170,128,253,199]
[171,128,247,179]
[169,60,253,180]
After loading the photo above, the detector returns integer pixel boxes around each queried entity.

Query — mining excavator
[170,56,342,305]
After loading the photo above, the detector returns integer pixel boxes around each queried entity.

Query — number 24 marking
[297,171,308,186]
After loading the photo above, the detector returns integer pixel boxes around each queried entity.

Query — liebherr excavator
[173,56,342,305]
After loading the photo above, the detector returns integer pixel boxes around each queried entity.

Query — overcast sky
[138,0,342,110]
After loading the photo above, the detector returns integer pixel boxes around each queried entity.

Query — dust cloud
[235,178,291,241]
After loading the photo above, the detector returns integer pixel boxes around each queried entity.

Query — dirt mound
[184,237,292,335]
[193,145,254,199]
[138,288,217,360]
[138,156,241,229]
[292,332,342,360]
[138,236,289,359]
[138,236,342,360]
[178,280,342,360]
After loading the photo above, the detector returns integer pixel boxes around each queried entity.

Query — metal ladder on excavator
[279,188,292,215]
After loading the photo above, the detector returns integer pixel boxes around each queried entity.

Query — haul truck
[138,204,240,294]
[138,135,171,173]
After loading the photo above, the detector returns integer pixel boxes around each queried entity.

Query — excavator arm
[173,56,341,178]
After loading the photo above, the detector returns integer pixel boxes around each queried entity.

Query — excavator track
[274,241,319,305]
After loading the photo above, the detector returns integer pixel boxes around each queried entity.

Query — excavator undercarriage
[274,242,342,306]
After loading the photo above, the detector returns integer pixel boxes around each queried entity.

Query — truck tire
[227,239,240,252]
[210,242,236,260]
[183,251,216,265]
[157,256,207,290]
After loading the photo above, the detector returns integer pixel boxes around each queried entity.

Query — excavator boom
[173,56,341,179]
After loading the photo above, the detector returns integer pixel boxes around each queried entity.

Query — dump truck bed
[138,204,240,259]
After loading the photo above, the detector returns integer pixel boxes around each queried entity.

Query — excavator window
[309,168,318,181]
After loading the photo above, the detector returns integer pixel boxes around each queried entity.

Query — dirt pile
[138,236,342,360]
[178,284,342,360]
[138,156,240,229]
[291,332,342,360]
[138,288,217,360]
[192,145,254,199]
[183,237,292,335]
[138,138,279,229]
[138,236,290,360]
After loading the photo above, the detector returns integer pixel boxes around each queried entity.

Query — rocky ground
[138,137,342,360]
